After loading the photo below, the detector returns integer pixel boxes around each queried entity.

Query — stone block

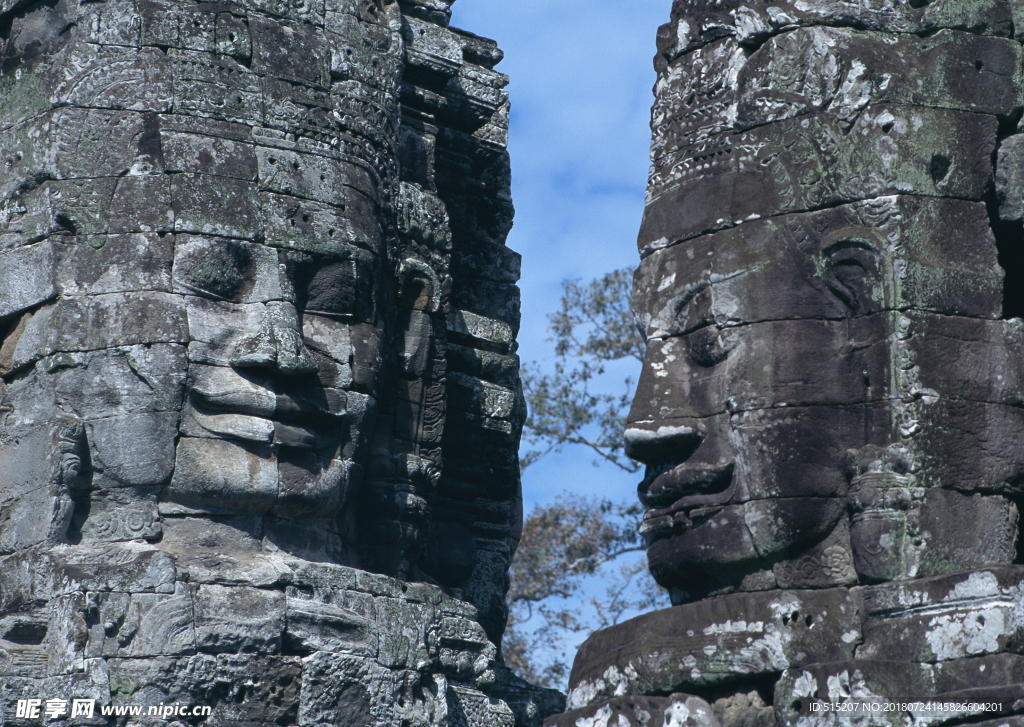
[283,595,374,655]
[102,653,302,720]
[0,483,61,557]
[663,0,1012,58]
[545,694,720,727]
[47,544,176,596]
[736,29,1023,130]
[193,584,285,654]
[50,344,187,419]
[565,588,860,709]
[156,515,286,587]
[74,487,163,544]
[374,596,434,670]
[162,130,258,180]
[172,236,285,304]
[88,412,180,487]
[857,567,1024,663]
[775,660,936,724]
[91,587,196,657]
[997,133,1024,221]
[248,0,325,28]
[634,196,1002,328]
[302,313,354,364]
[447,373,516,421]
[325,21,402,90]
[171,174,261,239]
[632,319,890,419]
[261,191,383,256]
[48,107,149,179]
[182,297,269,367]
[215,11,252,61]
[54,44,173,111]
[171,51,261,125]
[249,17,329,88]
[261,77,352,149]
[0,423,71,556]
[57,233,174,296]
[446,343,518,387]
[452,279,521,330]
[14,177,174,237]
[164,437,278,516]
[80,0,144,47]
[176,5,217,53]
[640,107,996,251]
[447,308,514,354]
[910,399,1024,492]
[0,67,58,133]
[0,241,56,319]
[298,653,394,727]
[255,146,357,207]
[3,293,187,375]
[452,240,521,283]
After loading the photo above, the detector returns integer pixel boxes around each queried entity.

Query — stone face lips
[549,0,1024,724]
[0,0,559,724]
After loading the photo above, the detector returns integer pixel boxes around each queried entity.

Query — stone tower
[0,0,560,724]
[552,1,1024,725]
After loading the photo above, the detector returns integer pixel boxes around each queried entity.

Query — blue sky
[448,0,673,512]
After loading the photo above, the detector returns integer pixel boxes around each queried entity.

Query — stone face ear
[820,242,882,313]
[49,419,86,494]
[0,418,85,554]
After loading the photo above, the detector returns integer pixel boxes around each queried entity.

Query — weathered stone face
[548,2,1024,725]
[0,0,407,561]
[623,1,1024,602]
[0,0,559,723]
[628,203,1024,594]
[165,237,382,524]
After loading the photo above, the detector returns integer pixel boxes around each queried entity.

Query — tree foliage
[502,495,660,688]
[520,268,646,473]
[504,269,666,689]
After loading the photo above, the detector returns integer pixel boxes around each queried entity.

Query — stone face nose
[624,423,704,464]
[230,301,317,375]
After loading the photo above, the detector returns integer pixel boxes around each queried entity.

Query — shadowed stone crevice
[989,108,1024,320]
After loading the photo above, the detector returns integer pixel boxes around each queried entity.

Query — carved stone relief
[0,0,560,724]
[550,1,1024,725]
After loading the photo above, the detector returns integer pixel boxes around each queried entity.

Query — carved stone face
[624,3,1024,600]
[628,195,1024,597]
[0,0,407,554]
[164,236,383,524]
